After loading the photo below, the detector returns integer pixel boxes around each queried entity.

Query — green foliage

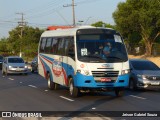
[91,21,116,29]
[0,26,44,59]
[113,0,160,55]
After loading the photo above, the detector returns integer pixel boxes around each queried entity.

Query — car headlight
[25,65,28,68]
[121,69,130,75]
[137,74,147,80]
[77,69,90,75]
[9,65,12,68]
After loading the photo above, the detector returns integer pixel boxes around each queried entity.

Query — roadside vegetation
[92,0,160,56]
[0,0,159,61]
[0,26,44,61]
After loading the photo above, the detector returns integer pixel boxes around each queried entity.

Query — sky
[0,0,126,39]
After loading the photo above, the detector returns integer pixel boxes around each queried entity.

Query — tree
[0,38,9,55]
[91,21,115,29]
[2,26,44,59]
[113,0,160,56]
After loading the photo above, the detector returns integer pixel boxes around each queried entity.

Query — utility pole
[63,0,76,26]
[16,13,27,57]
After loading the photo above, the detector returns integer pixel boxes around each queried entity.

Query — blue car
[129,59,160,90]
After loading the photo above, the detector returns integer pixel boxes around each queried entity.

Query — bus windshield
[76,29,128,63]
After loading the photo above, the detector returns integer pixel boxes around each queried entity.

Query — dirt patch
[128,55,160,67]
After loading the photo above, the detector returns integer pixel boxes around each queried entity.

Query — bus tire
[47,73,58,90]
[69,79,79,97]
[115,88,124,97]
[54,83,59,90]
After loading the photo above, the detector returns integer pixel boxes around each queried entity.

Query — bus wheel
[115,88,124,97]
[54,83,59,90]
[69,79,79,97]
[47,73,58,90]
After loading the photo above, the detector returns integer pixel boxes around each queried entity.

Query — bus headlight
[77,69,90,75]
[121,69,130,75]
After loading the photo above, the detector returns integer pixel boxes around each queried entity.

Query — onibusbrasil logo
[2,112,42,117]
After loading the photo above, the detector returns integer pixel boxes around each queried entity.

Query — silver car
[129,59,160,90]
[2,56,28,75]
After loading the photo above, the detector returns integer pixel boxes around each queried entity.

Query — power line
[55,10,70,26]
[24,0,65,14]
[25,0,66,19]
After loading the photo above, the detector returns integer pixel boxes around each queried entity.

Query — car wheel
[129,79,136,90]
[69,78,79,97]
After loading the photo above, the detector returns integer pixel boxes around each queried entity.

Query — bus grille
[91,71,119,83]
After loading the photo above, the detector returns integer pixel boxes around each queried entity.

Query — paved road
[0,71,160,119]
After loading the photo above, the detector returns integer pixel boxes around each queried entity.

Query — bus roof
[41,26,114,37]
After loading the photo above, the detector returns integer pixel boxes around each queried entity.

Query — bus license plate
[101,78,111,82]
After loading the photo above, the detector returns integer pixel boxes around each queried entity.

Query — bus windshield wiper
[80,55,105,62]
[107,56,125,61]
[84,55,102,59]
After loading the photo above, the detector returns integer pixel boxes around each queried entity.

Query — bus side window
[45,37,52,54]
[64,38,69,56]
[40,38,46,53]
[68,37,75,60]
[51,38,58,55]
[57,38,65,55]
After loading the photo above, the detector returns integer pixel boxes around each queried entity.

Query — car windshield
[131,60,160,70]
[8,58,24,63]
[76,29,128,63]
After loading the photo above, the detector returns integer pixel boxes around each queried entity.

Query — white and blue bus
[38,26,130,97]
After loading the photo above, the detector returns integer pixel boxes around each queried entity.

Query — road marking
[92,108,96,110]
[60,96,74,102]
[129,95,146,100]
[28,85,37,88]
[8,78,14,80]
[20,82,23,84]
[44,90,48,92]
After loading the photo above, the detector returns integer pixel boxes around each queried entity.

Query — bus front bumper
[73,73,129,88]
